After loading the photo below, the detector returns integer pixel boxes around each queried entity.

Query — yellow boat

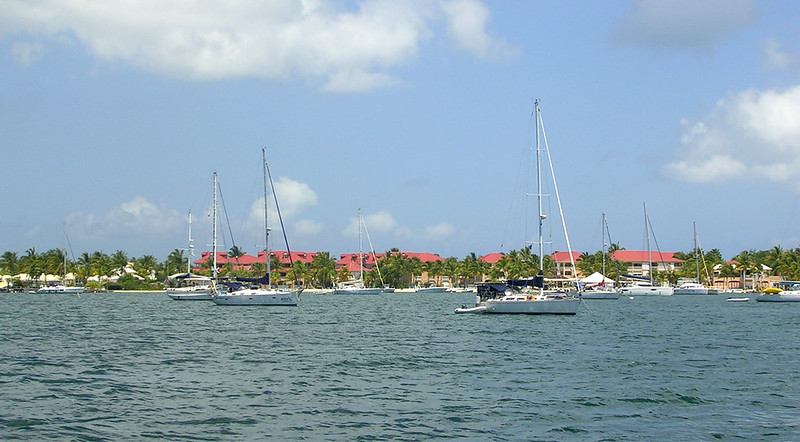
[763,287,782,294]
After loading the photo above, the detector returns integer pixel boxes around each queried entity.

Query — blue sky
[2,0,799,262]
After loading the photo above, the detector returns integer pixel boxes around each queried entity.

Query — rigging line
[695,228,713,283]
[265,158,300,288]
[647,215,667,274]
[216,178,240,270]
[604,215,623,282]
[539,104,576,278]
[361,215,386,286]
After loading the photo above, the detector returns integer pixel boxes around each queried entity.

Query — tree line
[2,244,800,290]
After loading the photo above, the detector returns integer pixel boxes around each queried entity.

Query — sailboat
[456,100,579,314]
[333,209,390,294]
[166,210,213,300]
[37,224,84,294]
[619,203,673,296]
[673,222,711,295]
[581,213,619,300]
[212,149,302,306]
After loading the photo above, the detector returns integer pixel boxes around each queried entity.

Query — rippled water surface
[2,292,799,440]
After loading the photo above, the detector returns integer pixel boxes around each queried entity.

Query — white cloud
[294,219,323,235]
[11,42,43,67]
[1,0,514,92]
[424,221,455,239]
[66,197,182,239]
[273,177,318,218]
[613,0,756,51]
[762,39,799,72]
[242,177,318,239]
[342,210,397,236]
[665,86,800,190]
[440,0,518,60]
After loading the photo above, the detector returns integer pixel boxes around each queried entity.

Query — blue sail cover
[235,273,270,285]
[507,271,544,288]
[621,274,650,282]
[220,281,244,291]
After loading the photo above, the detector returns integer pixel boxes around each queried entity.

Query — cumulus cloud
[342,210,397,237]
[294,219,323,235]
[612,0,756,51]
[66,196,182,239]
[11,42,43,67]
[424,221,455,239]
[440,0,518,60]
[0,0,514,92]
[762,38,799,72]
[242,177,318,238]
[665,86,800,190]
[272,177,317,217]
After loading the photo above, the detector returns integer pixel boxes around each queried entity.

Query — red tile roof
[479,253,504,263]
[551,251,582,262]
[194,251,317,266]
[609,250,683,263]
[335,251,445,266]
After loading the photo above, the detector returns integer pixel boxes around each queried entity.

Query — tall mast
[62,222,68,282]
[358,208,364,283]
[263,148,271,288]
[694,221,700,283]
[535,100,544,295]
[187,210,193,275]
[644,202,652,284]
[601,213,607,277]
[212,172,218,280]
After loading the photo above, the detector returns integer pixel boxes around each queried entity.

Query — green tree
[310,252,337,288]
[0,251,19,275]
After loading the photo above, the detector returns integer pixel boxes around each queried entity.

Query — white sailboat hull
[37,285,84,294]
[212,288,300,306]
[416,287,448,294]
[167,287,212,301]
[484,297,580,314]
[620,286,673,296]
[673,282,710,295]
[755,291,800,302]
[332,287,383,295]
[581,290,619,300]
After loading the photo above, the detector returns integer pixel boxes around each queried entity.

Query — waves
[1,292,800,439]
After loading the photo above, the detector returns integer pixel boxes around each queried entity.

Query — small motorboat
[454,305,489,314]
[727,297,750,302]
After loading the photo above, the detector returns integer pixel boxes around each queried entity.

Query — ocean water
[1,292,799,440]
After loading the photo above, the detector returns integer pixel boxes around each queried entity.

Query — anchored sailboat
[457,100,579,314]
[37,224,84,294]
[619,203,673,296]
[211,149,302,306]
[581,213,619,300]
[333,209,392,294]
[166,210,213,300]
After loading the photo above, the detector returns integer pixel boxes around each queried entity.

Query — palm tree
[0,251,19,276]
[134,255,158,280]
[164,249,185,276]
[111,250,128,277]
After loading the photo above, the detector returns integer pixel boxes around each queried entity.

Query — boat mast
[212,172,218,280]
[535,100,544,296]
[644,202,652,284]
[62,222,68,284]
[358,208,364,283]
[263,148,271,288]
[187,210,194,275]
[693,221,700,284]
[601,213,607,278]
